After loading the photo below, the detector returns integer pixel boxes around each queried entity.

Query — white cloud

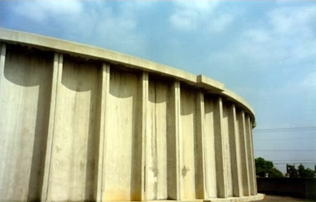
[208,13,233,33]
[296,71,316,94]
[11,0,83,22]
[237,5,316,67]
[265,69,316,98]
[204,4,316,131]
[122,1,157,10]
[268,6,316,35]
[169,0,219,31]
[170,10,198,31]
[8,1,149,57]
[74,3,149,57]
[92,14,144,54]
[173,0,218,14]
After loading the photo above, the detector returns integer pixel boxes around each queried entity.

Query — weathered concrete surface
[0,28,262,202]
[0,46,53,201]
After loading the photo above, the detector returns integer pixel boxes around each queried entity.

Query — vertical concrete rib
[96,64,110,202]
[214,97,227,198]
[228,104,242,197]
[0,43,6,93]
[250,120,258,195]
[250,122,258,195]
[195,91,205,199]
[247,116,256,195]
[140,72,148,200]
[251,122,258,195]
[41,53,63,202]
[168,81,181,199]
[0,43,6,191]
[239,111,250,196]
[203,97,217,199]
[175,81,182,200]
[245,115,254,195]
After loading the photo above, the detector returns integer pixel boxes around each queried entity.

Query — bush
[255,157,284,178]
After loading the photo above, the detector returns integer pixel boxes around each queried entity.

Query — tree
[270,167,284,178]
[255,157,273,177]
[298,164,315,178]
[287,164,299,178]
[255,157,283,178]
[304,168,315,178]
[298,164,305,177]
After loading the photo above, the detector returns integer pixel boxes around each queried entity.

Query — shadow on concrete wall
[4,45,53,201]
[61,56,101,200]
[109,68,142,200]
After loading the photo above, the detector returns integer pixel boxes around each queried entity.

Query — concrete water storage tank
[0,28,263,202]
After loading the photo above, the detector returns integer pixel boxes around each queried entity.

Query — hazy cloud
[169,0,219,31]
[269,5,316,35]
[8,1,149,56]
[208,13,233,33]
[238,5,316,67]
[11,1,83,22]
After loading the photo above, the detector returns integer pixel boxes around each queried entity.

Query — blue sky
[1,0,315,173]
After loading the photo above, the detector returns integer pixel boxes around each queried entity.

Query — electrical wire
[255,150,316,152]
[254,126,316,133]
[254,137,316,140]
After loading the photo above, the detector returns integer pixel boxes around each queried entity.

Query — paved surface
[262,195,316,202]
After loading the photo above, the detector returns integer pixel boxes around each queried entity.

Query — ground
[261,195,316,202]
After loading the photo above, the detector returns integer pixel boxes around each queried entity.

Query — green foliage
[270,167,284,178]
[255,158,316,178]
[298,164,315,178]
[298,164,305,177]
[304,168,316,178]
[287,164,299,178]
[255,157,284,178]
[255,157,273,177]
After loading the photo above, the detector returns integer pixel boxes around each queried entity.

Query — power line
[254,126,316,133]
[255,126,316,131]
[271,160,316,162]
[254,137,316,140]
[254,133,315,138]
[256,159,316,162]
[273,162,316,165]
[255,150,316,152]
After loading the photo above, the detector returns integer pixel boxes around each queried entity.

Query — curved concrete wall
[0,28,263,202]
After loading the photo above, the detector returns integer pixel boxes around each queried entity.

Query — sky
[1,0,315,173]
